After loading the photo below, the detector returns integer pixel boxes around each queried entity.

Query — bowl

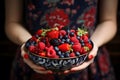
[25,27,94,72]
[28,52,89,72]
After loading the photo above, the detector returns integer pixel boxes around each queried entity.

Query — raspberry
[59,30,66,36]
[37,42,45,50]
[46,46,57,58]
[70,37,79,44]
[70,52,76,57]
[29,45,36,53]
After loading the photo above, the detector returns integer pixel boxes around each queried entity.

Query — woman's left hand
[63,43,98,74]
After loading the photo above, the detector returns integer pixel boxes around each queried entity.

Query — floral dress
[10,0,116,80]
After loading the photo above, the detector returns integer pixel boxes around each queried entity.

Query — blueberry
[77,36,80,40]
[63,35,68,39]
[54,46,59,51]
[69,32,74,37]
[81,42,85,46]
[64,52,70,57]
[65,39,70,43]
[75,52,80,56]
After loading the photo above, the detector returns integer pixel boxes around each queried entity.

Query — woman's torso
[24,0,98,34]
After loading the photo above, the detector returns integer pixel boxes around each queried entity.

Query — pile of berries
[25,27,93,58]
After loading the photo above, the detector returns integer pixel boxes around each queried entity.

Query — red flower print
[61,0,74,6]
[99,54,109,74]
[83,7,96,27]
[28,3,35,11]
[46,9,70,29]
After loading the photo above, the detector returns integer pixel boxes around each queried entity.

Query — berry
[36,29,43,36]
[85,43,93,50]
[38,52,46,57]
[59,30,66,36]
[70,37,79,44]
[29,45,36,53]
[50,38,60,46]
[72,43,81,52]
[37,42,45,50]
[47,30,59,39]
[58,43,71,52]
[70,52,76,57]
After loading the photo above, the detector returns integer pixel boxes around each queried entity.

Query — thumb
[87,44,98,60]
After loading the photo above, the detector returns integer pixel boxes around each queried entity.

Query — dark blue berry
[69,32,74,37]
[54,46,59,51]
[75,52,80,56]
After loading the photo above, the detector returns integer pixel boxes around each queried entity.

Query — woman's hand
[21,43,53,74]
[63,43,98,74]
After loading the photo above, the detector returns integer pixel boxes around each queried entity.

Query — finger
[71,59,93,71]
[33,69,53,74]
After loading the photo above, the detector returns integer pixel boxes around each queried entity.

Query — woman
[5,0,118,80]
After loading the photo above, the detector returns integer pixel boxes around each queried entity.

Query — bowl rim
[28,51,89,60]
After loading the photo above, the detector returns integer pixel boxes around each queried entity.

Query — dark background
[0,0,120,80]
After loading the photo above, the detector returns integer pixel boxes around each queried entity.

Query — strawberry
[72,43,81,52]
[37,42,45,50]
[80,46,90,54]
[47,30,59,39]
[58,43,70,52]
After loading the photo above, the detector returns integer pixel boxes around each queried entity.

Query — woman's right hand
[20,43,53,74]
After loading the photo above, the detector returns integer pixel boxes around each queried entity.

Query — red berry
[47,30,59,39]
[59,30,66,36]
[46,46,57,58]
[72,43,81,52]
[85,43,93,50]
[29,45,36,53]
[70,37,79,44]
[37,42,45,50]
[36,29,43,35]
[38,52,46,57]
[58,43,70,52]
[82,35,89,42]
[70,52,76,57]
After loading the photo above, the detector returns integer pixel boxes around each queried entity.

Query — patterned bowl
[28,51,89,72]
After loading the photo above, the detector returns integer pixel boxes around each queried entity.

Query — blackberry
[50,38,60,46]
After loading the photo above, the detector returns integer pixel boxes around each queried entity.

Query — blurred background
[0,0,120,80]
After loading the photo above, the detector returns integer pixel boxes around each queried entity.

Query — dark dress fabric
[10,0,116,80]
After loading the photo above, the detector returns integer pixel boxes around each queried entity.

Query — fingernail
[64,70,69,74]
[71,70,76,72]
[39,68,45,71]
[23,53,29,59]
[47,71,53,74]
[88,55,93,60]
